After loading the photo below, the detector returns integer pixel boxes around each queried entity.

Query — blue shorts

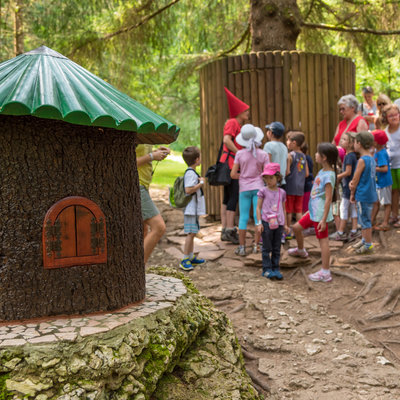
[356,201,374,229]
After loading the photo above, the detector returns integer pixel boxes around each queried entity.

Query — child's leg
[183,233,195,257]
[371,201,379,226]
[363,228,372,244]
[271,226,283,270]
[261,221,273,275]
[293,222,305,249]
[319,237,330,270]
[238,191,252,246]
[383,204,391,226]
[251,191,261,246]
[392,188,399,220]
[295,195,304,222]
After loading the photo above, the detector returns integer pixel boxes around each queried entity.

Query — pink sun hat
[261,162,281,176]
[337,146,345,163]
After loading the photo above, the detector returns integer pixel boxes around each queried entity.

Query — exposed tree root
[231,303,246,313]
[367,311,400,323]
[288,268,299,280]
[242,349,259,360]
[363,323,400,332]
[213,299,233,306]
[379,341,400,362]
[390,295,400,312]
[363,295,384,305]
[247,370,271,393]
[355,273,381,299]
[300,267,313,290]
[338,254,397,264]
[378,230,386,249]
[381,286,400,309]
[331,269,365,285]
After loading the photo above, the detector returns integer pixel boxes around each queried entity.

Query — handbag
[205,142,232,186]
[266,190,281,230]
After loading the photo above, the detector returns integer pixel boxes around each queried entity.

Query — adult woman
[220,87,250,244]
[373,94,391,129]
[332,94,368,146]
[358,86,377,130]
[382,104,400,226]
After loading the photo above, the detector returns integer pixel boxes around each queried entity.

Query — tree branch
[69,0,181,56]
[218,24,250,57]
[302,21,400,35]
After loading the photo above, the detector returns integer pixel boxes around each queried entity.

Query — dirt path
[147,187,400,399]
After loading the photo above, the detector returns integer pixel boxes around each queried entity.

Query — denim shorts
[356,201,374,229]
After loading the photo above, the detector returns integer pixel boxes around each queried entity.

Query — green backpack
[169,169,194,208]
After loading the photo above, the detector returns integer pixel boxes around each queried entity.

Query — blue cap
[265,121,285,138]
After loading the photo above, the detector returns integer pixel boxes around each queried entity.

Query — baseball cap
[349,131,374,149]
[261,162,281,176]
[372,129,389,145]
[265,121,285,138]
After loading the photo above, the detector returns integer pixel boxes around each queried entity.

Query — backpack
[169,169,194,208]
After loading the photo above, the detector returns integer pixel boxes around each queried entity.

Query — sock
[321,268,331,275]
[189,252,194,260]
[338,231,343,235]
[364,242,372,248]
[351,229,357,233]
[183,254,190,260]
[239,245,245,249]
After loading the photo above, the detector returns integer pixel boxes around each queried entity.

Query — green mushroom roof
[0,46,179,144]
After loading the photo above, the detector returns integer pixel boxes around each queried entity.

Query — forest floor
[147,187,400,400]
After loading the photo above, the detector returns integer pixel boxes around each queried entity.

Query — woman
[383,104,400,226]
[373,94,391,129]
[332,94,368,146]
[220,87,250,244]
[358,86,377,130]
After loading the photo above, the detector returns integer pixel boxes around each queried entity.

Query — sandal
[389,216,399,225]
[374,224,391,231]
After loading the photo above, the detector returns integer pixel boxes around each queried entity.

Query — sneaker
[272,269,283,280]
[308,269,332,282]
[235,246,246,256]
[225,229,239,244]
[288,247,309,258]
[191,256,205,265]
[252,244,259,254]
[285,231,293,240]
[262,269,273,278]
[179,258,193,271]
[348,229,362,241]
[328,231,347,241]
[351,239,365,249]
[221,228,229,241]
[355,244,374,254]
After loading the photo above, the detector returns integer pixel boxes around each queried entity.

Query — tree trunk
[250,0,301,51]
[0,115,145,321]
[13,0,24,55]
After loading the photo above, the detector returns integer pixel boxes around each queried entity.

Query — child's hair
[262,172,283,184]
[343,131,354,146]
[300,142,308,154]
[317,142,339,202]
[381,104,399,125]
[182,146,200,166]
[287,131,305,147]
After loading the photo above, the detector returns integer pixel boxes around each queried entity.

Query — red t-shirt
[219,118,243,169]
[334,115,366,146]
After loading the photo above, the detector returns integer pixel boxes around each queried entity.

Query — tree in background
[1,0,400,148]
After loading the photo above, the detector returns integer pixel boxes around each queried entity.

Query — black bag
[206,142,232,186]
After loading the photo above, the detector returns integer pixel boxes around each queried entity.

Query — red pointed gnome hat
[224,87,249,118]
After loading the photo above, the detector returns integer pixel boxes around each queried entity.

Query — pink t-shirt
[257,187,287,225]
[234,148,269,192]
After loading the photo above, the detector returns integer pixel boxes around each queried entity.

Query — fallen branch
[231,303,246,313]
[247,370,271,393]
[288,268,299,280]
[331,269,365,285]
[356,273,381,299]
[381,286,400,309]
[363,295,384,305]
[362,323,400,333]
[300,267,313,290]
[367,311,400,323]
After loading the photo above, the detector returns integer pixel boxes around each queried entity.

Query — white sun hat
[236,124,264,148]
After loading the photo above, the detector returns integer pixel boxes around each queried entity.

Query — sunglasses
[377,102,387,106]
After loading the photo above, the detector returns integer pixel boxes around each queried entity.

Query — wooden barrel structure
[200,51,355,218]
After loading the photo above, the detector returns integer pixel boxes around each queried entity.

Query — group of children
[178,123,391,284]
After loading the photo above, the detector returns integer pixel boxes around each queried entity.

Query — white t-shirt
[263,141,288,184]
[385,125,400,169]
[183,169,206,216]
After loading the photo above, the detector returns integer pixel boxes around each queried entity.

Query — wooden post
[282,51,292,130]
[249,52,259,127]
[321,55,330,143]
[306,53,316,156]
[299,52,308,134]
[290,51,300,131]
[273,51,283,122]
[265,51,275,124]
[257,52,266,129]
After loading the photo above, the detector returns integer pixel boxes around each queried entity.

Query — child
[329,132,359,241]
[231,124,269,255]
[301,142,314,214]
[288,143,338,283]
[256,163,288,280]
[285,131,309,234]
[180,146,207,271]
[349,131,378,254]
[263,121,288,187]
[371,130,392,230]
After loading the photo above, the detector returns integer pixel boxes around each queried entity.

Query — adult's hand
[152,147,170,161]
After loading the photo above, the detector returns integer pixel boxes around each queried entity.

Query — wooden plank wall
[200,52,355,218]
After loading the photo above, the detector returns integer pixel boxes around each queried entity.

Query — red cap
[372,129,388,145]
[224,87,249,118]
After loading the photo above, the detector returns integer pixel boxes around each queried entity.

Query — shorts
[339,197,358,220]
[377,186,392,205]
[356,201,374,230]
[298,211,329,239]
[286,194,304,214]
[140,185,160,221]
[223,178,239,211]
[391,169,400,190]
[184,215,200,234]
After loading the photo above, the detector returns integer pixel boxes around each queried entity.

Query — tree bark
[13,0,24,55]
[0,115,145,321]
[250,0,301,51]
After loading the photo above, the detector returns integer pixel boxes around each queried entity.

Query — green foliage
[0,374,12,400]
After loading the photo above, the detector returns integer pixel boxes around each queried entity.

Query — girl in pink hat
[256,163,289,280]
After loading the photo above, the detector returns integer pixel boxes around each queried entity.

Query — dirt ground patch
[147,187,400,399]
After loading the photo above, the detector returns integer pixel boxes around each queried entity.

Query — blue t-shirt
[374,149,392,189]
[355,155,378,203]
[309,170,335,222]
[342,152,357,199]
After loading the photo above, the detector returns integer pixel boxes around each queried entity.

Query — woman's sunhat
[236,124,264,148]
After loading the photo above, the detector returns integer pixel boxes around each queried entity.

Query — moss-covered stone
[0,269,261,399]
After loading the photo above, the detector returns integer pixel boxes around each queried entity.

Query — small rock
[305,344,321,355]
[376,356,393,365]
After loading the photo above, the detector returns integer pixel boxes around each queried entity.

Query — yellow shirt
[136,144,153,189]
